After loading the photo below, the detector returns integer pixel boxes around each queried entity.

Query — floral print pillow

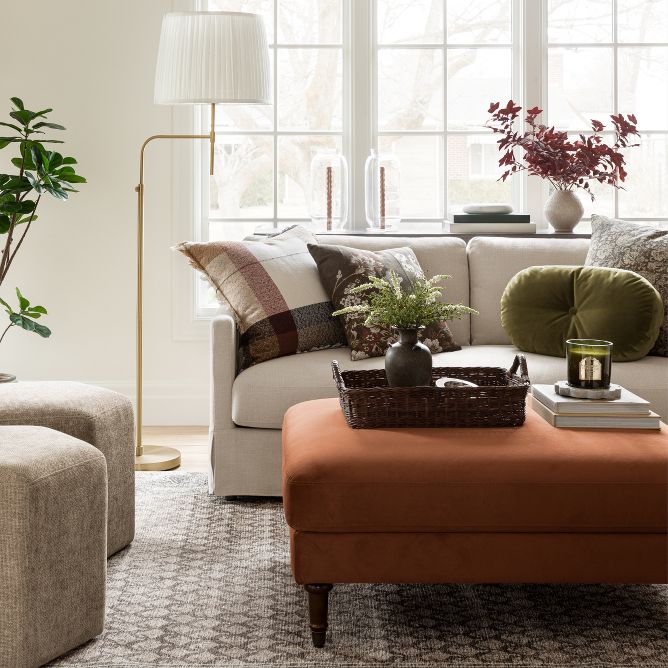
[308,243,461,360]
[586,215,668,357]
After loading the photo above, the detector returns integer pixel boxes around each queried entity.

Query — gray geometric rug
[53,473,668,667]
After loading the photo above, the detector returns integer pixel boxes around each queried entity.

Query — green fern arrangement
[332,271,477,329]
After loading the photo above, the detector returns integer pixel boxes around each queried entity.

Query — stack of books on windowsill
[530,384,661,429]
[445,212,536,234]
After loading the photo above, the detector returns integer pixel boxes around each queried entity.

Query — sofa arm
[210,313,238,431]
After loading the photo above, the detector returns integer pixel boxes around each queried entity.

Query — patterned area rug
[54,473,668,667]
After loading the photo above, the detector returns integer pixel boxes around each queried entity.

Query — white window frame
[195,0,531,242]
[192,0,667,318]
[194,0,353,316]
[543,0,668,226]
[370,0,525,230]
[196,0,352,235]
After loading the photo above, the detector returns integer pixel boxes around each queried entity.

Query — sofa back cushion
[468,237,590,345]
[319,235,471,344]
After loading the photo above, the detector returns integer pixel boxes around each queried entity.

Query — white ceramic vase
[544,189,584,233]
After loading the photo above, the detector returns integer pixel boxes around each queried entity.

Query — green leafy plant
[0,97,85,350]
[333,271,478,329]
[0,289,50,344]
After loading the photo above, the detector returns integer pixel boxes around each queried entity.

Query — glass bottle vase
[308,149,349,231]
[364,149,401,230]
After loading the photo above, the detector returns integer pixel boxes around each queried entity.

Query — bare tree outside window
[199,0,667,290]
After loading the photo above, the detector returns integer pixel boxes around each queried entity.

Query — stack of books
[445,212,536,234]
[531,384,661,429]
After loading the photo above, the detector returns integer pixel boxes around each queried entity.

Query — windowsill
[253,228,591,240]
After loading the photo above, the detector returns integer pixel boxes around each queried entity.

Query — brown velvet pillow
[308,243,461,360]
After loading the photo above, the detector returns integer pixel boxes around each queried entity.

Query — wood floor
[143,426,209,472]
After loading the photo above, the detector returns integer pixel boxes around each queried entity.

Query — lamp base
[135,445,181,471]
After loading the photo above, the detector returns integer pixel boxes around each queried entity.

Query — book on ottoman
[532,384,651,415]
[531,384,659,429]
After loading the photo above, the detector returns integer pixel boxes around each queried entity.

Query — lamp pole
[134,104,215,471]
[137,10,269,470]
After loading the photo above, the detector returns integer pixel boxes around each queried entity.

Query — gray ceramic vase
[385,328,432,387]
[544,189,584,233]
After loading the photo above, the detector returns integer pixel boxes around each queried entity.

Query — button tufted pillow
[500,265,664,361]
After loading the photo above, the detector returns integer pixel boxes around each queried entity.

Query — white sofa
[209,235,668,497]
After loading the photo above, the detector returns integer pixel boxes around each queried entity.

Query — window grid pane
[202,2,668,245]
[547,1,668,225]
[205,0,345,238]
[376,0,517,223]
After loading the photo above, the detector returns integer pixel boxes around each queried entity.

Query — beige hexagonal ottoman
[0,426,107,668]
[0,381,135,556]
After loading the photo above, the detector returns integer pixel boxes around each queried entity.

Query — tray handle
[508,354,530,386]
[331,360,345,390]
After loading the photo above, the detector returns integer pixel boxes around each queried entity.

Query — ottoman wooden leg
[305,583,333,647]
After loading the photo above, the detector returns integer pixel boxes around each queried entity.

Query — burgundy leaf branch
[485,100,640,200]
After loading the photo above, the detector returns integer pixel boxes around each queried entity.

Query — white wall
[0,0,210,425]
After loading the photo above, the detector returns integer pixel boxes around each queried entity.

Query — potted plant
[333,271,477,387]
[0,98,85,381]
[485,100,640,232]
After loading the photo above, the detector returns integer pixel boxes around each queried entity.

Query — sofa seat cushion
[232,345,668,428]
[282,399,668,534]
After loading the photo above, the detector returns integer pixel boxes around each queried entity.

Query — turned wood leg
[305,583,333,647]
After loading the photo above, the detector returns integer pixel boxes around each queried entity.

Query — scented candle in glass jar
[566,339,613,389]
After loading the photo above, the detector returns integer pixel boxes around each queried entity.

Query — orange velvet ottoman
[282,398,668,647]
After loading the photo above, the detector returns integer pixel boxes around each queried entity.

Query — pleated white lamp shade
[154,11,271,105]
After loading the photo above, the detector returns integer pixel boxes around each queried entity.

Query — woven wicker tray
[332,355,530,429]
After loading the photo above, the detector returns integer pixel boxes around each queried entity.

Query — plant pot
[544,189,584,233]
[385,328,432,387]
[0,373,16,383]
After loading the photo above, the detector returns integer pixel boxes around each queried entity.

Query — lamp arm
[134,104,215,458]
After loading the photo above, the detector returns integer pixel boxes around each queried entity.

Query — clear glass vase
[308,149,349,231]
[364,149,401,230]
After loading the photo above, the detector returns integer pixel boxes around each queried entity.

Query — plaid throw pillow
[308,243,461,360]
[176,226,346,369]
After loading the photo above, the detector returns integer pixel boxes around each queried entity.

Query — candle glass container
[308,149,348,231]
[364,148,401,230]
[566,339,613,390]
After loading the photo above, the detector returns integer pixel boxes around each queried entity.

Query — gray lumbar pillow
[586,215,668,357]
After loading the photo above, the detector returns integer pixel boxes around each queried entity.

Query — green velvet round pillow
[500,266,664,361]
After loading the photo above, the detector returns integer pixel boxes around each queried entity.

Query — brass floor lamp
[135,11,271,471]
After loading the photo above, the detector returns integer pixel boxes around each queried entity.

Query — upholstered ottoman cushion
[283,399,668,534]
[0,426,107,668]
[0,381,134,556]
